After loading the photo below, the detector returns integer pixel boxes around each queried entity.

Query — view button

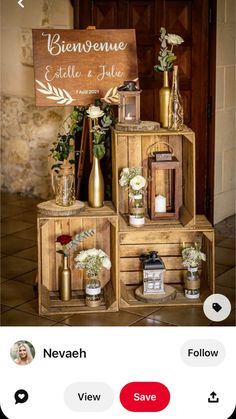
[120,382,170,412]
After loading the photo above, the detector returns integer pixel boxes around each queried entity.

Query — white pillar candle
[155,194,166,212]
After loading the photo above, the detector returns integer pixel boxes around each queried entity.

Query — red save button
[120,382,170,412]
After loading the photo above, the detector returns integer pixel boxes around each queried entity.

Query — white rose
[87,248,99,257]
[130,175,146,191]
[98,249,106,257]
[166,34,184,46]
[86,105,104,119]
[102,257,111,270]
[75,251,87,262]
[122,168,129,174]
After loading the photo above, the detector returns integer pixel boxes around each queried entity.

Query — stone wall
[1,0,73,199]
[214,0,236,223]
[1,95,66,198]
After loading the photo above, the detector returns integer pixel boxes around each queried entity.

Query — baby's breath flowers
[182,243,206,269]
[74,248,111,277]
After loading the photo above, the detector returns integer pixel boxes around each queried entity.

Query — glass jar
[52,160,75,207]
[129,193,145,227]
[168,65,184,131]
[85,276,102,307]
[184,267,200,299]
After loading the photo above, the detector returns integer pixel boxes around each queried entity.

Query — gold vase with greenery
[154,27,184,127]
[86,105,110,208]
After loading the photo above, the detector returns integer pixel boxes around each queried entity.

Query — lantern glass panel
[154,169,175,212]
[124,96,136,121]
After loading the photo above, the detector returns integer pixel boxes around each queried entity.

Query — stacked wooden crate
[37,126,215,315]
[112,127,215,308]
[37,203,118,315]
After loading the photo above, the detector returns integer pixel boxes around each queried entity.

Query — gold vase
[159,71,170,128]
[88,156,104,208]
[60,255,71,301]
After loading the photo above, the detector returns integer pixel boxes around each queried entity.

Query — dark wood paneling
[74,0,216,219]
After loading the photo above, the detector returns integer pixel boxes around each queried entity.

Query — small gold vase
[159,71,170,128]
[88,156,104,208]
[60,255,71,301]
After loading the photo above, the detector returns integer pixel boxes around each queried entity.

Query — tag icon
[212,302,222,312]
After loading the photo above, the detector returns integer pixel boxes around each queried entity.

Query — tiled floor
[0,191,235,326]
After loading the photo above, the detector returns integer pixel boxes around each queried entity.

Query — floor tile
[1,279,36,307]
[216,267,235,289]
[1,235,35,255]
[120,307,161,317]
[131,318,172,326]
[12,210,37,224]
[17,299,74,322]
[1,219,33,235]
[1,192,41,208]
[14,246,37,262]
[215,247,235,267]
[13,227,37,241]
[1,205,30,219]
[0,309,56,326]
[1,256,37,279]
[13,269,38,285]
[63,311,141,326]
[147,307,211,326]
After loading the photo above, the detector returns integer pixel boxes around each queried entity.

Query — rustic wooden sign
[32,29,138,106]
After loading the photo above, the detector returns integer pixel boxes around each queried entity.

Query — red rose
[56,235,72,245]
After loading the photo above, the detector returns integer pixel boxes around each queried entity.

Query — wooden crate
[112,126,196,227]
[119,215,215,308]
[37,203,118,315]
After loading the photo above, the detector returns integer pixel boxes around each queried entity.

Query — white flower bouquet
[154,27,184,72]
[182,243,206,269]
[119,167,146,195]
[74,248,111,278]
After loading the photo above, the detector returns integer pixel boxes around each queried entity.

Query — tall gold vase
[60,255,71,301]
[88,156,104,208]
[159,71,170,128]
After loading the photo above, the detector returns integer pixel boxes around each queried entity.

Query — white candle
[155,194,166,212]
[125,112,133,120]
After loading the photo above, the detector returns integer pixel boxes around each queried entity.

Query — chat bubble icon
[14,390,28,404]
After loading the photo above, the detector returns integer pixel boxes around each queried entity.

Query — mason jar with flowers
[74,248,111,307]
[154,27,184,128]
[119,167,146,227]
[182,243,206,299]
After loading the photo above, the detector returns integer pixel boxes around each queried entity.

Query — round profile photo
[10,340,35,366]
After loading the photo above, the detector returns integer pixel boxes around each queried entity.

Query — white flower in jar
[75,250,87,262]
[87,248,99,257]
[86,105,104,119]
[102,257,111,269]
[130,175,146,191]
[165,34,184,46]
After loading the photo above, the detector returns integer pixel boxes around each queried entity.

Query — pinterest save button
[120,382,170,412]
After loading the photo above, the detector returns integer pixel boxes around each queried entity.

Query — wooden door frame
[71,0,216,223]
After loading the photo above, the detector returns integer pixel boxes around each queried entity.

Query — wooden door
[72,0,216,220]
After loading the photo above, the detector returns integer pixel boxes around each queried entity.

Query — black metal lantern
[140,251,166,294]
